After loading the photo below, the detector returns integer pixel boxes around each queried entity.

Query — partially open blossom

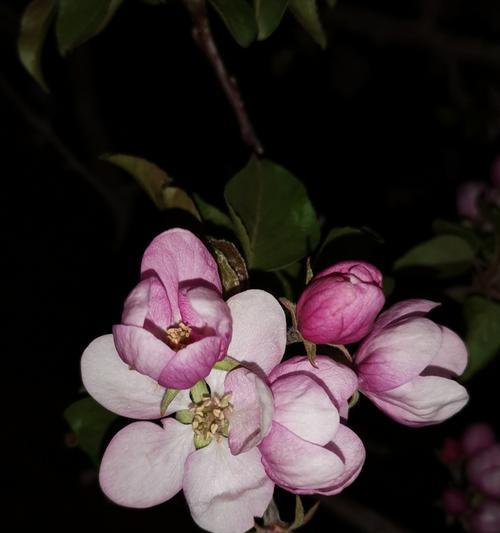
[355,300,469,427]
[441,487,468,516]
[466,444,500,500]
[296,261,385,345]
[470,500,500,533]
[457,181,486,221]
[259,356,365,495]
[461,423,496,458]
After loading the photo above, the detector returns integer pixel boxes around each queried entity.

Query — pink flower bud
[355,300,469,426]
[296,261,385,345]
[441,487,468,516]
[440,437,463,464]
[470,500,500,533]
[457,181,486,221]
[466,444,500,500]
[462,423,496,458]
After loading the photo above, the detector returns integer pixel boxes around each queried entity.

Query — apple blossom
[457,181,486,222]
[466,444,500,500]
[470,500,500,533]
[296,260,385,345]
[461,423,496,458]
[355,299,469,426]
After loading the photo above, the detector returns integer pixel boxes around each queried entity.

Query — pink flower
[296,261,385,345]
[470,500,500,533]
[441,487,468,516]
[259,356,365,495]
[81,339,277,533]
[112,228,234,389]
[462,423,496,458]
[466,444,500,500]
[457,181,486,221]
[440,438,463,464]
[355,300,469,426]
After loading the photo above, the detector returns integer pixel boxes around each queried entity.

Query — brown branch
[327,3,500,68]
[183,0,263,154]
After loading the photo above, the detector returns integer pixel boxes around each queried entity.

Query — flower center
[190,392,233,445]
[165,321,191,350]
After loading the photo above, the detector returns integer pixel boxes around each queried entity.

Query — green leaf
[190,379,209,403]
[224,158,320,271]
[162,187,201,220]
[193,193,233,232]
[432,219,482,252]
[208,237,248,295]
[289,0,326,48]
[18,0,56,92]
[213,356,240,371]
[255,0,289,40]
[208,0,257,47]
[394,235,476,277]
[56,0,123,56]
[461,296,500,381]
[64,397,117,464]
[160,388,179,416]
[102,153,171,209]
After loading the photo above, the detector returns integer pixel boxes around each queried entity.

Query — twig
[327,3,500,68]
[183,0,263,154]
[321,495,415,533]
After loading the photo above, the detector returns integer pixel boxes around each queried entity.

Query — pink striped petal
[183,440,274,533]
[373,299,440,331]
[227,290,286,375]
[99,419,194,508]
[427,326,468,377]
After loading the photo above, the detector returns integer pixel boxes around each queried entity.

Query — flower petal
[227,289,286,375]
[259,422,345,493]
[112,324,174,381]
[316,425,366,495]
[373,299,440,331]
[183,440,274,533]
[158,335,225,389]
[224,368,274,454]
[466,444,500,499]
[356,317,442,392]
[81,334,188,418]
[269,356,358,414]
[99,419,194,508]
[271,374,339,446]
[141,229,222,307]
[426,326,468,377]
[205,368,227,396]
[365,376,469,427]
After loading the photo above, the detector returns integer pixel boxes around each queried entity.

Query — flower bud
[296,261,385,345]
[466,444,500,500]
[441,487,468,516]
[461,423,496,458]
[457,181,486,221]
[440,437,463,464]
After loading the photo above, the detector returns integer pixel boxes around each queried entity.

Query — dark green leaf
[289,0,326,48]
[162,187,201,220]
[208,238,248,295]
[193,193,233,232]
[64,397,117,464]
[461,296,500,381]
[207,0,257,47]
[18,0,56,92]
[394,235,475,277]
[255,0,289,40]
[432,219,482,252]
[224,158,320,271]
[56,0,123,56]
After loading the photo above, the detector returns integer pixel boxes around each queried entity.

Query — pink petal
[112,324,175,381]
[356,317,442,392]
[81,334,188,419]
[259,422,345,493]
[205,368,227,396]
[466,444,500,499]
[99,419,194,508]
[158,335,225,389]
[224,368,274,454]
[462,423,496,457]
[374,299,440,331]
[426,326,468,377]
[269,356,358,413]
[122,276,173,330]
[227,289,286,375]
[271,374,339,446]
[183,440,274,533]
[140,229,222,307]
[316,425,366,495]
[365,376,469,427]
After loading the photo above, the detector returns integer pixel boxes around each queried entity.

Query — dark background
[3,0,500,531]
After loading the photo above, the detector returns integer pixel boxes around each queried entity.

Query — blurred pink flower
[456,181,486,221]
[466,444,500,500]
[355,300,469,426]
[470,499,500,533]
[297,260,385,345]
[440,437,463,464]
[462,423,496,458]
[441,487,468,516]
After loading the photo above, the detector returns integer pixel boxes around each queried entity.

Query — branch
[327,4,500,68]
[183,0,263,154]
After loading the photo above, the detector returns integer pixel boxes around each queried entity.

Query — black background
[3,0,500,531]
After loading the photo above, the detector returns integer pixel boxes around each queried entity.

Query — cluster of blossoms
[81,228,469,533]
[440,423,500,533]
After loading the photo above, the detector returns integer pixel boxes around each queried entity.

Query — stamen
[190,392,233,448]
[165,321,192,350]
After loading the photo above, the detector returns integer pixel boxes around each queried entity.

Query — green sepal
[191,379,209,403]
[194,432,213,449]
[214,357,240,372]
[176,409,195,424]
[160,388,179,416]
